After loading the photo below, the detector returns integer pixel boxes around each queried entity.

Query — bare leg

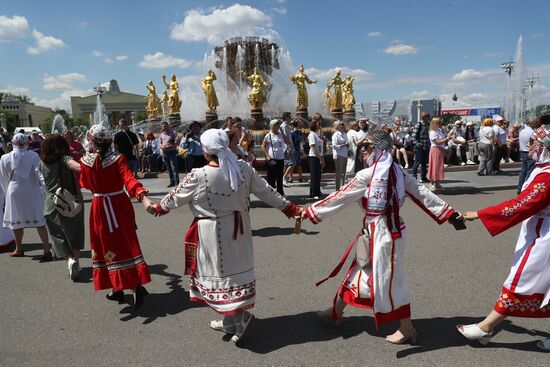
[36,226,51,253]
[297,164,303,180]
[395,149,403,166]
[386,317,416,343]
[284,164,294,181]
[400,148,409,167]
[12,228,24,253]
[318,296,347,322]
[476,310,506,333]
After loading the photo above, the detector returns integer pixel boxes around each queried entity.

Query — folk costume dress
[306,149,455,328]
[477,164,550,318]
[0,145,46,230]
[80,151,151,291]
[0,184,14,246]
[157,160,299,315]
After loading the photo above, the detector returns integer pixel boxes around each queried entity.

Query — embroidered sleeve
[306,169,370,224]
[159,170,199,212]
[118,155,147,199]
[404,169,454,224]
[478,173,550,236]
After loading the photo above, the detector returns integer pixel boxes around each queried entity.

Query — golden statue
[290,64,316,108]
[342,76,356,111]
[242,67,269,109]
[161,91,169,116]
[201,69,219,111]
[325,70,343,110]
[162,73,182,114]
[146,81,161,118]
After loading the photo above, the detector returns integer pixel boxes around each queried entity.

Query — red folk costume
[80,151,151,291]
[477,164,550,318]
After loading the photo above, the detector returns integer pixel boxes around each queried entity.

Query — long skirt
[3,179,45,230]
[493,216,550,317]
[0,187,14,246]
[45,209,85,258]
[428,146,445,182]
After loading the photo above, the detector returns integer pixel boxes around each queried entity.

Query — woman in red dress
[80,125,153,311]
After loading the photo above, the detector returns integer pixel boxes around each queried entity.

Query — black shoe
[167,183,175,188]
[133,285,149,312]
[420,179,430,183]
[477,172,485,176]
[106,290,124,304]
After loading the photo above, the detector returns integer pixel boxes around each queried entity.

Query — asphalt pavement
[1,169,548,367]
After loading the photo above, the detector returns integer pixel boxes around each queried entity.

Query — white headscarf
[11,133,36,178]
[200,129,242,190]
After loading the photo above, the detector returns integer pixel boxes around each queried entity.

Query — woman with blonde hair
[427,118,451,191]
[478,118,495,176]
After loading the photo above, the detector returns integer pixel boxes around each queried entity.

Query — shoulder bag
[53,160,82,218]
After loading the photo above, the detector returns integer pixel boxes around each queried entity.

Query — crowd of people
[0,110,548,350]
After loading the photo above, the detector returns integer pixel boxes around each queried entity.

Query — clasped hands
[141,196,160,216]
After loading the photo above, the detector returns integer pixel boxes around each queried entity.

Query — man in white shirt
[492,116,507,174]
[331,120,349,190]
[517,117,540,193]
[280,112,294,187]
[447,120,468,166]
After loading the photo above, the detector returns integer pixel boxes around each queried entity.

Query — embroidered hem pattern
[93,261,151,291]
[494,287,549,318]
[189,276,256,315]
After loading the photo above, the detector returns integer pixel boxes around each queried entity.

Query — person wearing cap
[262,119,286,195]
[182,121,206,169]
[301,129,459,345]
[464,121,478,165]
[280,112,295,187]
[491,116,507,174]
[517,117,541,193]
[0,133,51,260]
[478,118,495,176]
[80,124,154,312]
[114,119,140,177]
[332,120,349,190]
[447,120,468,166]
[149,129,301,344]
[506,122,521,162]
[459,114,550,351]
[411,112,431,183]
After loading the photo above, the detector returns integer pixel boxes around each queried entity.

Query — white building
[0,94,52,128]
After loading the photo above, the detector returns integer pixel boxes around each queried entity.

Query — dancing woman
[302,129,458,344]
[460,119,550,350]
[80,125,153,311]
[150,129,300,344]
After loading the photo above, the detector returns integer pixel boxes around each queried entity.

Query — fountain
[92,86,108,127]
[511,35,525,123]
[51,114,67,134]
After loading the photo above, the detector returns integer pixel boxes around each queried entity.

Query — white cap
[269,119,281,128]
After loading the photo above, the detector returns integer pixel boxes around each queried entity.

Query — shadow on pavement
[394,317,550,359]
[118,264,204,324]
[252,227,319,237]
[237,313,374,353]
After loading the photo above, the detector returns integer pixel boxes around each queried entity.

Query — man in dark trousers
[411,112,431,182]
[114,119,140,176]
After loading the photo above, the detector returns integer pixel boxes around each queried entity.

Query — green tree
[441,113,461,127]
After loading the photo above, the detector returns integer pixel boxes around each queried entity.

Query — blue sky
[1,0,549,115]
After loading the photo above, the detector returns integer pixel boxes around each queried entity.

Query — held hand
[300,208,309,222]
[462,211,479,221]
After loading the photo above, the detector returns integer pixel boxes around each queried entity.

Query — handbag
[53,160,82,218]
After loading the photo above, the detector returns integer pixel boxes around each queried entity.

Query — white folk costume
[306,131,455,328]
[157,129,299,316]
[476,125,550,318]
[0,134,46,230]
[0,184,14,246]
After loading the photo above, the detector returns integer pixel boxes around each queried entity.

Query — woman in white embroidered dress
[460,120,550,351]
[0,133,51,260]
[151,129,300,344]
[302,129,458,344]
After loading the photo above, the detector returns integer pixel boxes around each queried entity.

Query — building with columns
[70,80,146,124]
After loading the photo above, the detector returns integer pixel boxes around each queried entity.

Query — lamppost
[501,61,515,121]
[525,74,538,120]
[416,100,423,123]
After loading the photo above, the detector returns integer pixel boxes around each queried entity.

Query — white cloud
[138,52,192,69]
[483,51,505,58]
[304,67,374,82]
[43,72,86,90]
[464,54,471,59]
[405,90,431,99]
[275,0,286,3]
[33,88,93,111]
[532,32,544,39]
[92,50,104,57]
[27,29,65,54]
[451,69,487,81]
[92,50,128,63]
[79,21,88,28]
[0,85,31,95]
[170,4,272,45]
[115,55,128,61]
[383,43,418,55]
[272,7,287,15]
[0,15,30,42]
[367,32,381,37]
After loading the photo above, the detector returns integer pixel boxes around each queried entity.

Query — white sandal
[537,338,550,351]
[210,319,235,334]
[231,312,254,343]
[456,324,492,345]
